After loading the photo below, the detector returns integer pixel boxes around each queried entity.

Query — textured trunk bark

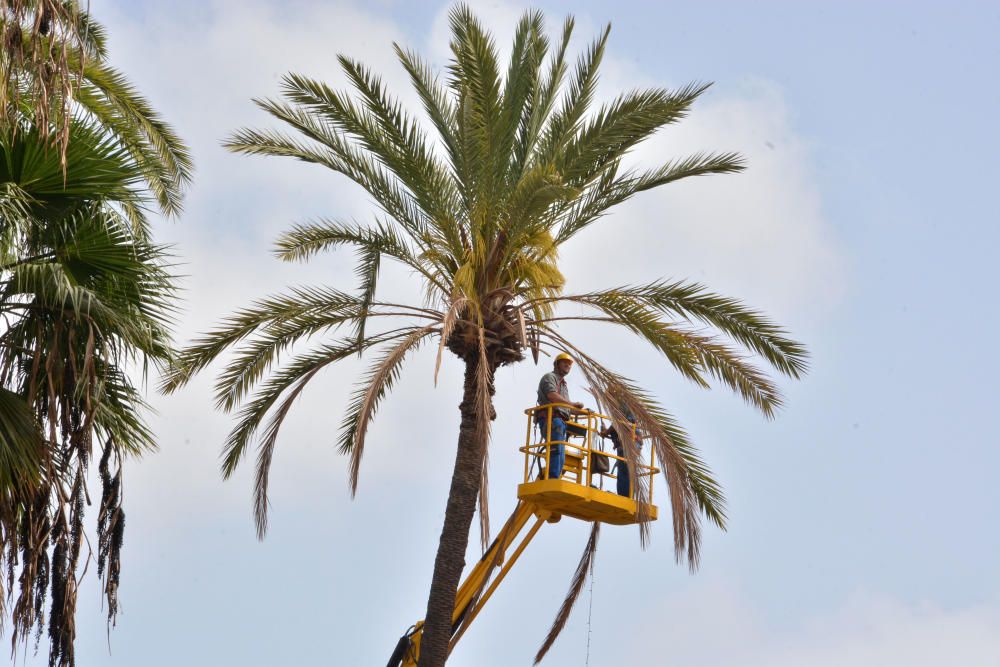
[417,358,493,667]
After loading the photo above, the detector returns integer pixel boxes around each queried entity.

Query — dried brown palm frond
[477,446,490,552]
[434,295,466,385]
[253,365,322,539]
[472,327,496,551]
[539,330,723,566]
[347,326,436,496]
[534,521,600,664]
[1,0,87,169]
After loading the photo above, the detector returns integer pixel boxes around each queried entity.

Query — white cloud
[629,582,1000,667]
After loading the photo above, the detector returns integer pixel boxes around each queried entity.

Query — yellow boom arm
[387,406,658,666]
[386,502,552,667]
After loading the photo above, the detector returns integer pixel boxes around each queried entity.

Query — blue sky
[11,1,1000,665]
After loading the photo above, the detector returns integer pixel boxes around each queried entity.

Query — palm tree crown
[167,6,806,666]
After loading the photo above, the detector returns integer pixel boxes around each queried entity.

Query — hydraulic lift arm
[387,502,552,667]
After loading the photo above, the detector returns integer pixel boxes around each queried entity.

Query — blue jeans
[539,416,567,479]
[615,460,631,497]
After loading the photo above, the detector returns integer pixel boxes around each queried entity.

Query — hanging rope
[585,556,595,666]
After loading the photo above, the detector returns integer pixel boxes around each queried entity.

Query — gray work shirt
[537,371,570,419]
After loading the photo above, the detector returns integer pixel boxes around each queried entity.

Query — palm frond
[161,287,365,393]
[496,10,545,186]
[516,16,573,169]
[534,522,600,663]
[219,329,418,482]
[251,366,321,539]
[337,327,435,496]
[0,387,43,496]
[554,152,745,245]
[72,58,193,217]
[532,22,610,167]
[335,56,464,251]
[558,83,710,189]
[393,43,462,185]
[571,281,809,378]
[226,104,436,254]
[537,301,783,415]
[274,219,450,297]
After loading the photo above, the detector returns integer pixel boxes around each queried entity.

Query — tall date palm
[166,6,806,666]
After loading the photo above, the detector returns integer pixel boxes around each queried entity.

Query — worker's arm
[546,390,583,410]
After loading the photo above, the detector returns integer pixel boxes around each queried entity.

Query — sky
[11,1,1000,665]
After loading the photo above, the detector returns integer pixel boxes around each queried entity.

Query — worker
[536,352,584,479]
[600,413,641,497]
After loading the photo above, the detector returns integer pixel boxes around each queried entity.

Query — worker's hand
[573,401,585,410]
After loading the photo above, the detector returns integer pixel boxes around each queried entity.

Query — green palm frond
[447,4,505,205]
[162,287,366,392]
[220,328,430,538]
[0,120,145,204]
[209,301,435,414]
[393,43,462,183]
[219,328,421,482]
[72,57,193,217]
[497,10,545,185]
[594,281,809,377]
[509,16,571,179]
[226,109,434,252]
[558,83,708,187]
[538,293,783,415]
[274,219,450,296]
[554,151,745,245]
[0,388,43,496]
[532,22,609,168]
[336,57,462,237]
[535,281,807,377]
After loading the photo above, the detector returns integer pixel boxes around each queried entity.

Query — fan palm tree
[0,7,190,666]
[0,119,179,667]
[165,6,806,666]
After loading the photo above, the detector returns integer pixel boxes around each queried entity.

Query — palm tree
[0,6,190,666]
[0,118,179,667]
[165,6,806,666]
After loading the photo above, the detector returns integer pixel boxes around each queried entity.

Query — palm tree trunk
[418,357,493,667]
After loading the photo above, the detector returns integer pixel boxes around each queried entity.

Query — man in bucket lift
[536,352,585,479]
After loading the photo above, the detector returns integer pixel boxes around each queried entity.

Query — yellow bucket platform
[520,405,659,526]
[517,478,658,525]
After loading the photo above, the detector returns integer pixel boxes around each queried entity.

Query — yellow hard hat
[554,352,573,363]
